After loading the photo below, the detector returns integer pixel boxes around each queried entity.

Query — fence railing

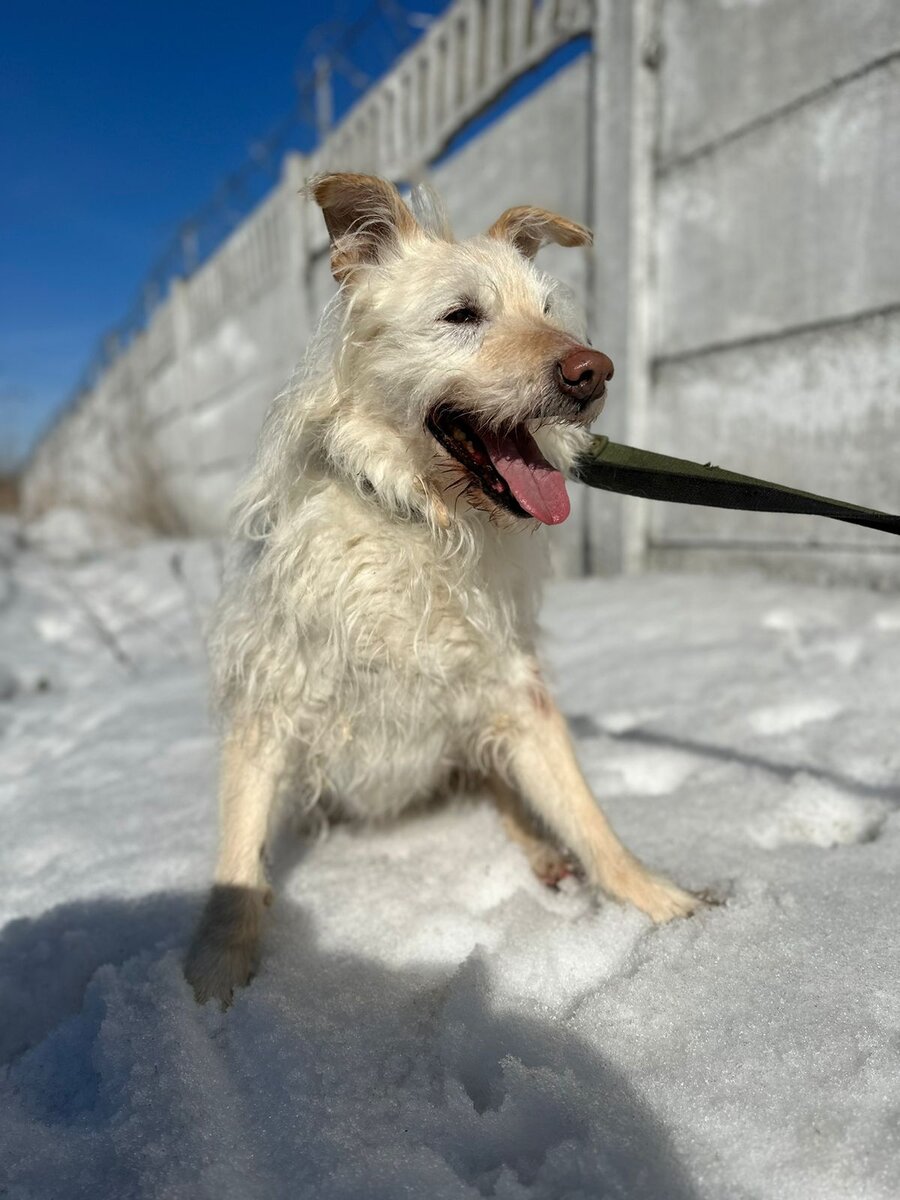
[312,0,592,179]
[184,184,289,339]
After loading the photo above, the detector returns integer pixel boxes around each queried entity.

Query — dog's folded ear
[487,206,592,260]
[309,173,419,284]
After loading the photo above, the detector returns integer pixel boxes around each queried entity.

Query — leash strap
[573,436,900,536]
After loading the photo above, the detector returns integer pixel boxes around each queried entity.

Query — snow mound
[748,697,844,737]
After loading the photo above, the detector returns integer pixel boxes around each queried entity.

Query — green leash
[573,436,900,537]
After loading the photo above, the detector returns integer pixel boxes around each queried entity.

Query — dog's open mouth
[426,408,570,525]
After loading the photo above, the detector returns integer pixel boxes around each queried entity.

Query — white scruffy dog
[185,173,703,1006]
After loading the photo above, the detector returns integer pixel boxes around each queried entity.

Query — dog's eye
[543,299,552,316]
[442,305,482,325]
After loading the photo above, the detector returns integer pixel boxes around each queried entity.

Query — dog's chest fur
[305,486,548,816]
[223,482,550,819]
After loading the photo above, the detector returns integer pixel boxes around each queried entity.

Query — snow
[1,517,899,1199]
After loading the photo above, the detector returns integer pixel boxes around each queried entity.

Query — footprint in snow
[748,774,887,850]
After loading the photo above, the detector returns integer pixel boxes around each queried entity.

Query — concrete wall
[647,0,900,585]
[26,173,311,537]
[144,178,309,533]
[23,0,900,586]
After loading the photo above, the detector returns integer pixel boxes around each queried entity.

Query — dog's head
[310,173,611,529]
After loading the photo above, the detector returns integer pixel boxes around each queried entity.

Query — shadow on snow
[0,890,700,1200]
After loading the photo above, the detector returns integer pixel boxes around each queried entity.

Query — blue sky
[0,0,442,457]
[0,1,585,462]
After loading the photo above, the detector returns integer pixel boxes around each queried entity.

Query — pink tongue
[480,426,570,525]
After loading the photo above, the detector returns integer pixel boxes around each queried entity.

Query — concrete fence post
[585,0,658,575]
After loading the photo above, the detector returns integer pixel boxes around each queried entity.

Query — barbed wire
[68,0,443,407]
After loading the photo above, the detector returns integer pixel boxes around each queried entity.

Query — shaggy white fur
[186,174,703,1007]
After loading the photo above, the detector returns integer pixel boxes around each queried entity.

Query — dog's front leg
[503,699,703,922]
[185,723,283,1006]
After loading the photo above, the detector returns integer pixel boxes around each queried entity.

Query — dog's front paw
[607,866,707,924]
[184,884,268,1007]
[184,936,259,1007]
[638,876,706,923]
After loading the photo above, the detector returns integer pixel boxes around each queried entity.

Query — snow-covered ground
[1,518,899,1199]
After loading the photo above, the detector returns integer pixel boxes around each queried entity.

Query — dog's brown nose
[556,348,614,406]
